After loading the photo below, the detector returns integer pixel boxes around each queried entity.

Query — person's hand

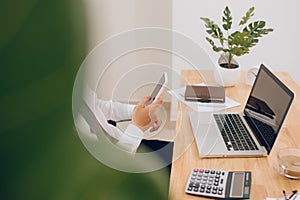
[132,96,163,132]
[149,96,163,132]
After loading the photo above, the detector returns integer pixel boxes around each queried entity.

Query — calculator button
[218,191,223,195]
[193,168,199,172]
[193,188,199,192]
[189,182,195,187]
[187,187,193,191]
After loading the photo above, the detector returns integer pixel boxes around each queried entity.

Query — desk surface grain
[169,70,300,200]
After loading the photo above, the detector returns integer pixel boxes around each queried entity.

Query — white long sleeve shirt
[78,88,144,154]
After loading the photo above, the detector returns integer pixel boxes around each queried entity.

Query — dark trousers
[137,139,174,197]
[108,120,174,173]
[137,140,174,175]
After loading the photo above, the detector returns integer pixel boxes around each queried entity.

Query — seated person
[79,87,164,154]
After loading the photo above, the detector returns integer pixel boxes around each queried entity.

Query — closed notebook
[184,85,225,103]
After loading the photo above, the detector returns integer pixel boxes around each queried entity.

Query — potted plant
[200,6,273,87]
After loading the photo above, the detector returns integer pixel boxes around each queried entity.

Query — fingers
[150,125,157,132]
[147,95,163,110]
[139,95,163,108]
[153,95,163,105]
[139,96,151,107]
[149,105,162,132]
[133,96,164,132]
[150,118,162,132]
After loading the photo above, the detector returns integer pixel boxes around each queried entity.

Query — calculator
[185,168,251,199]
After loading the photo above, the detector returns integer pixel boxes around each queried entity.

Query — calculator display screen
[231,172,244,197]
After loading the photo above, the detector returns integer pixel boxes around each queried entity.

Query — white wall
[83,0,172,102]
[172,0,300,83]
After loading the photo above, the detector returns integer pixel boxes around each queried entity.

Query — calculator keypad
[185,168,228,198]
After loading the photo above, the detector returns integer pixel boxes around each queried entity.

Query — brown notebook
[184,85,225,103]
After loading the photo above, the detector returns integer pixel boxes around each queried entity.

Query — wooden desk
[169,70,300,200]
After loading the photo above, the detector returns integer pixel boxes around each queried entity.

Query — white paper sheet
[266,194,300,200]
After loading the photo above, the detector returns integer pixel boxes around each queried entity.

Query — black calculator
[185,168,251,199]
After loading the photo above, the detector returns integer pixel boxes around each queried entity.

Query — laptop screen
[244,64,294,153]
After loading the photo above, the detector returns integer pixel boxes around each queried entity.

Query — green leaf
[239,7,255,26]
[229,31,254,48]
[201,17,224,46]
[231,46,249,56]
[206,37,223,52]
[222,6,232,31]
[261,28,274,35]
[257,21,266,28]
[243,20,273,39]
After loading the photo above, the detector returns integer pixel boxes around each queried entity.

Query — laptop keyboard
[214,114,259,151]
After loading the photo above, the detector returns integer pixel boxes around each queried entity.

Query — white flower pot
[214,54,241,87]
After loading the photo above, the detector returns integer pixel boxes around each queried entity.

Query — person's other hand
[132,96,163,132]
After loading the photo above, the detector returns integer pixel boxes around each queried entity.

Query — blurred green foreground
[0,0,169,199]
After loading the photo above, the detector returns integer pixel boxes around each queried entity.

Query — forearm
[96,99,135,122]
[116,124,144,154]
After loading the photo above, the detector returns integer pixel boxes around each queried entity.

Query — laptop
[189,64,294,157]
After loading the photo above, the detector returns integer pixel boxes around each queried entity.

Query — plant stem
[228,53,233,68]
[226,30,233,68]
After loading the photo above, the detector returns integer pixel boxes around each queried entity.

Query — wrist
[132,120,148,132]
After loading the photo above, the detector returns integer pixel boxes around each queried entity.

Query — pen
[283,190,288,200]
[288,190,297,200]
